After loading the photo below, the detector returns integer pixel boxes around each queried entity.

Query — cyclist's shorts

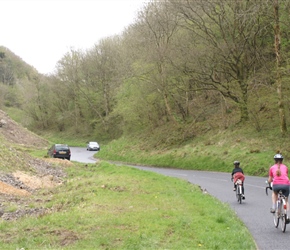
[233,172,245,183]
[272,184,290,197]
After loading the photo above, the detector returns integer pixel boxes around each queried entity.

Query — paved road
[70,146,99,163]
[70,147,288,250]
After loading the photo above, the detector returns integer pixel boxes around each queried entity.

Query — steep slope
[0,109,48,147]
[0,109,71,220]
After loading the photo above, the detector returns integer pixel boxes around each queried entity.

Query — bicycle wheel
[281,213,286,232]
[238,185,242,204]
[236,189,241,203]
[280,200,287,232]
[274,202,280,228]
[237,194,241,203]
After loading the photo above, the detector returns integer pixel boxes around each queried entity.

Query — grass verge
[96,131,286,177]
[0,161,256,249]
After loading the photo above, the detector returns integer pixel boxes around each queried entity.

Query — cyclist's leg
[282,186,290,221]
[273,185,290,217]
[240,174,245,196]
[284,192,289,212]
[272,192,278,205]
[233,174,237,191]
[286,198,290,223]
[241,182,245,199]
[280,186,290,210]
[285,186,290,211]
[271,186,279,213]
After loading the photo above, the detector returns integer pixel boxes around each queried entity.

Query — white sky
[0,0,147,74]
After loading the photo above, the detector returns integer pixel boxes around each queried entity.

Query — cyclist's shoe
[242,194,245,200]
[270,208,275,213]
[233,188,236,191]
[286,217,290,224]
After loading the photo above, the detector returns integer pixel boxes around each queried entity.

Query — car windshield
[56,145,69,150]
[89,142,98,145]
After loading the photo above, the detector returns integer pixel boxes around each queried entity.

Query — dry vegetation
[0,109,71,220]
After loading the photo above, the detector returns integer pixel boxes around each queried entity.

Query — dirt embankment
[0,110,72,220]
[0,109,48,147]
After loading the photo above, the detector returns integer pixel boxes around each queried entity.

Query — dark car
[87,141,100,151]
[48,144,71,160]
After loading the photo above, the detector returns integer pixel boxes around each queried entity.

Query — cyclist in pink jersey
[268,153,290,216]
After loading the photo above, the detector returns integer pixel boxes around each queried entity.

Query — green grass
[1,118,279,249]
[0,161,256,249]
[0,136,35,172]
[96,128,289,177]
[37,131,93,147]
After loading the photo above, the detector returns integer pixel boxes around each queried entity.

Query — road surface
[70,146,99,163]
[70,147,287,250]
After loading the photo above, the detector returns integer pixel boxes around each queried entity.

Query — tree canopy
[1,0,290,142]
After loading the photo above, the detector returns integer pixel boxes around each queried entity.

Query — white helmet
[233,161,240,165]
[274,154,283,160]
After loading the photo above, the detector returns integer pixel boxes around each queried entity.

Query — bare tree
[126,1,182,124]
[170,0,274,123]
[273,0,287,135]
[56,49,85,131]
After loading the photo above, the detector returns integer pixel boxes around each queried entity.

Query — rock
[0,119,6,127]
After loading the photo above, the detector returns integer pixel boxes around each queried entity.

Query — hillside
[0,109,71,220]
[0,109,47,147]
[0,46,39,80]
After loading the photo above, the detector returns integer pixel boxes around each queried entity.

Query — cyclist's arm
[231,170,234,177]
[268,172,273,184]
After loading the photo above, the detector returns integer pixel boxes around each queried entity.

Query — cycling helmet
[233,161,240,165]
[274,154,283,160]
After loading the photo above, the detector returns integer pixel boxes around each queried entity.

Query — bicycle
[231,178,244,204]
[266,182,288,232]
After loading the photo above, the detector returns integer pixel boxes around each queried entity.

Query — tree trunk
[274,0,287,135]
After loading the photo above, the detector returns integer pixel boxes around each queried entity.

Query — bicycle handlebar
[265,181,272,196]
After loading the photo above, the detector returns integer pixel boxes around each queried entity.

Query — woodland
[1,0,290,146]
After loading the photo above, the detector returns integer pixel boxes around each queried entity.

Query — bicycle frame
[235,179,243,204]
[266,184,288,232]
[274,191,287,232]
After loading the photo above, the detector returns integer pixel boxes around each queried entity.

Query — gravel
[0,109,68,221]
[0,158,67,221]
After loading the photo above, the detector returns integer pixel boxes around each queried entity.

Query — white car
[87,141,100,151]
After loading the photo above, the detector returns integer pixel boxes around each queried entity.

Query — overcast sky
[0,0,147,74]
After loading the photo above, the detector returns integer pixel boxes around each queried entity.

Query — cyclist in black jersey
[231,161,245,199]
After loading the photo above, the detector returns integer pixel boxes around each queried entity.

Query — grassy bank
[23,127,287,249]
[39,123,290,178]
[0,161,256,249]
[96,128,290,177]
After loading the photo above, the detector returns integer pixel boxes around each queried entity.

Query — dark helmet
[274,154,283,160]
[233,161,240,166]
